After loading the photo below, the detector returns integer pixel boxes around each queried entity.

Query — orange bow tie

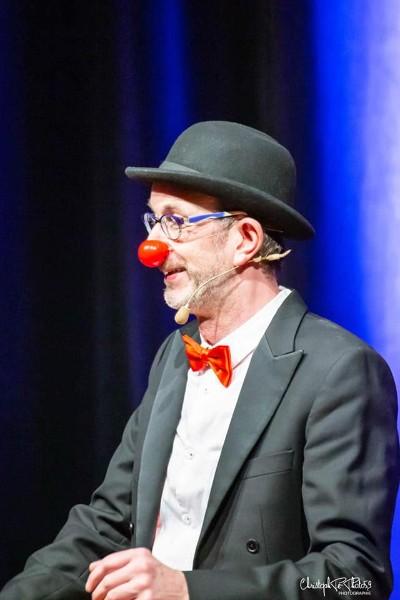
[181,334,233,387]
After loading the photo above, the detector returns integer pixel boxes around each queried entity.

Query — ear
[232,218,264,267]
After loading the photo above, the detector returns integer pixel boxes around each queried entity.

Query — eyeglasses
[142,211,245,241]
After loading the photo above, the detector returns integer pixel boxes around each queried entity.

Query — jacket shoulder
[300,310,377,352]
[297,310,395,382]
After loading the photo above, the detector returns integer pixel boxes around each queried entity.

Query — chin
[164,286,193,311]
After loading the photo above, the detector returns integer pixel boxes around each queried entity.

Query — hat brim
[125,167,315,240]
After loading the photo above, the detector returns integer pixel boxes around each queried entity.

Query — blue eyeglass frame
[142,211,245,240]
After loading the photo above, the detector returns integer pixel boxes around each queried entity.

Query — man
[1,121,399,599]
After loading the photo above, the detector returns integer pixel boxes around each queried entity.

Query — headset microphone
[174,249,291,325]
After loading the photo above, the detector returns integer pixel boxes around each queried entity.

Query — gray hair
[255,232,284,277]
[214,215,285,277]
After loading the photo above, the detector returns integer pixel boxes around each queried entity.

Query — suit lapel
[195,291,307,557]
[135,330,189,547]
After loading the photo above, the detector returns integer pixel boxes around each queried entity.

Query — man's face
[146,184,235,314]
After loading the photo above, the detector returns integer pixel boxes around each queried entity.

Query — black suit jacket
[1,291,399,599]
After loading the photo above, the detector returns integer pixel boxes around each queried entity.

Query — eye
[160,214,185,240]
[168,214,185,225]
[161,214,184,229]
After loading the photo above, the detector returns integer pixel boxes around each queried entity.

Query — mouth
[163,267,186,283]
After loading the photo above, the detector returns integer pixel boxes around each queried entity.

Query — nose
[137,239,170,268]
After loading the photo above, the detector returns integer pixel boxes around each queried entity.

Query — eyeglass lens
[160,215,182,240]
[143,213,182,240]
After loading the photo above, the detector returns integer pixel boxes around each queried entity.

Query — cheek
[186,255,218,275]
[175,236,231,273]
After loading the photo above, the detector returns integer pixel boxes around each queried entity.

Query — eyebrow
[146,201,186,216]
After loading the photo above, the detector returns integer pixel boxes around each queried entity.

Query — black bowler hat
[125,121,314,239]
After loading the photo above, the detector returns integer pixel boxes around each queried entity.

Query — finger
[86,550,133,593]
[103,578,146,600]
[90,563,142,600]
[90,549,137,571]
[86,549,152,594]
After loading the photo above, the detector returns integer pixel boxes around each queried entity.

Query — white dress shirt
[152,287,292,570]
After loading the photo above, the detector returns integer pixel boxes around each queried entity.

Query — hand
[85,548,189,600]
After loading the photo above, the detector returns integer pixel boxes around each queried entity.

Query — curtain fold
[0,1,398,592]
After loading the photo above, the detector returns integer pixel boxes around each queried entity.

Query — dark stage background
[1,1,399,595]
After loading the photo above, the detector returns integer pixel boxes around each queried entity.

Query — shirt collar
[201,287,292,369]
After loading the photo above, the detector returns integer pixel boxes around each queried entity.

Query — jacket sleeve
[184,346,400,600]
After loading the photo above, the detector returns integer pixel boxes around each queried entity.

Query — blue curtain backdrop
[0,0,399,595]
[313,0,400,593]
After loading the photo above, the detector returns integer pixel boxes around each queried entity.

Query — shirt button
[246,539,260,554]
[187,449,195,460]
[182,513,192,525]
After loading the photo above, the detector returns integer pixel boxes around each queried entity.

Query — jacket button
[246,539,260,554]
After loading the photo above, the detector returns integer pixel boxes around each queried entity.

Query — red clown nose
[137,240,170,268]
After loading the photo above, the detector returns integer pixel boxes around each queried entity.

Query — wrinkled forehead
[148,183,221,215]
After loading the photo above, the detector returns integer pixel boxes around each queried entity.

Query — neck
[195,269,280,345]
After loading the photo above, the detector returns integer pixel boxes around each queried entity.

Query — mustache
[161,261,186,273]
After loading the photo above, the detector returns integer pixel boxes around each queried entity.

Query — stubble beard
[163,264,232,314]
